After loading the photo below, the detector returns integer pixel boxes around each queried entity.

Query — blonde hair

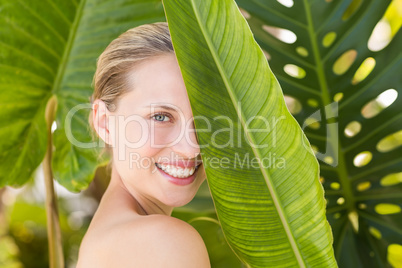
[89,22,174,159]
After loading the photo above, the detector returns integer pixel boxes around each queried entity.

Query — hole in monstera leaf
[311,145,319,154]
[333,213,341,219]
[368,20,392,51]
[368,0,401,52]
[296,46,308,57]
[239,8,251,19]
[330,182,341,190]
[333,50,357,75]
[262,25,297,44]
[352,57,376,85]
[277,0,294,7]
[375,203,401,215]
[344,121,361,137]
[377,130,402,153]
[348,211,359,232]
[388,244,402,268]
[353,151,372,167]
[307,99,318,107]
[305,117,320,129]
[324,156,334,165]
[322,32,337,47]
[342,0,363,20]
[333,92,344,102]
[369,226,382,239]
[262,49,271,60]
[381,172,402,186]
[284,64,306,79]
[357,181,371,191]
[361,89,398,118]
[358,203,367,209]
[284,95,302,114]
[337,197,345,205]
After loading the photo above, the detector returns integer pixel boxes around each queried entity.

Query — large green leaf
[163,0,337,267]
[0,0,165,191]
[235,0,402,266]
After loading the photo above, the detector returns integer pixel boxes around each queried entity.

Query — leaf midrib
[189,0,306,266]
[52,0,87,95]
[302,0,354,212]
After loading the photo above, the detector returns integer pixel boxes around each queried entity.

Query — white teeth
[157,163,197,178]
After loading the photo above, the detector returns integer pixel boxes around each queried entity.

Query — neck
[108,163,173,216]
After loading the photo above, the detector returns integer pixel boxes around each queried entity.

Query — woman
[77,22,211,267]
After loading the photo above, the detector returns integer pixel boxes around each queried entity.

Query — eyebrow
[144,105,179,112]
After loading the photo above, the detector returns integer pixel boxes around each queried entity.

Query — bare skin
[77,165,210,267]
[77,55,211,267]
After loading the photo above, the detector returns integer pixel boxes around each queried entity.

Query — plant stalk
[43,95,64,268]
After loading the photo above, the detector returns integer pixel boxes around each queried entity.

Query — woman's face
[107,54,206,208]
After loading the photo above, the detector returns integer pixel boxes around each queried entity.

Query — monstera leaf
[0,0,165,191]
[163,0,337,267]
[235,0,402,267]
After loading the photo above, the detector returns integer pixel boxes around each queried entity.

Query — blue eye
[152,113,172,122]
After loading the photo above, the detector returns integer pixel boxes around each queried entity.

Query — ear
[92,99,113,146]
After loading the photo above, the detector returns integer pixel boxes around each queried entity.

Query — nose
[171,120,200,159]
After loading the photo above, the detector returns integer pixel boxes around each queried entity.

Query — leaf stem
[43,95,64,268]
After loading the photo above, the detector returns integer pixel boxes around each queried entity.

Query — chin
[162,191,197,208]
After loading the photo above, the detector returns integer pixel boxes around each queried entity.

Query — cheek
[151,125,183,146]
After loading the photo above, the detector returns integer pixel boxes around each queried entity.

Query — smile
[155,163,201,178]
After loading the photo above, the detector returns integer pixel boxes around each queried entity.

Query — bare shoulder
[77,214,211,268]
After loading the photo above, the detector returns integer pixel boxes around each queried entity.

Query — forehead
[117,54,192,115]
